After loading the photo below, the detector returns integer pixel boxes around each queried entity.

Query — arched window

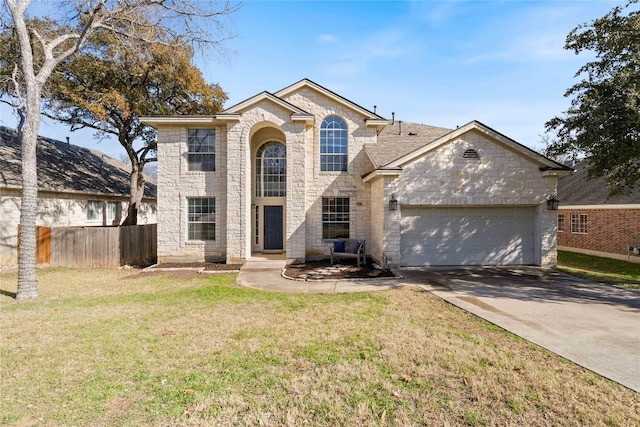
[256,141,286,197]
[320,116,348,171]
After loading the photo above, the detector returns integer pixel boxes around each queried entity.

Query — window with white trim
[187,198,215,240]
[320,116,347,171]
[322,197,349,239]
[255,141,286,197]
[187,129,215,171]
[570,214,587,234]
[557,213,565,232]
[106,201,120,222]
[87,200,101,221]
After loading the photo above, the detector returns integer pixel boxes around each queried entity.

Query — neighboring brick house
[557,160,640,263]
[0,126,157,267]
[143,79,571,267]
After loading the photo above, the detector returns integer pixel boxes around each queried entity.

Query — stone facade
[366,129,559,267]
[146,79,567,267]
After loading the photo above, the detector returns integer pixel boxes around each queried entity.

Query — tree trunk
[121,164,146,226]
[16,96,41,300]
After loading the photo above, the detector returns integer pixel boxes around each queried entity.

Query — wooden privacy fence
[49,224,157,268]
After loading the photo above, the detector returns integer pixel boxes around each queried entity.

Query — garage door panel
[401,207,534,266]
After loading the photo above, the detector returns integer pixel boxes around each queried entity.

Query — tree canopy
[2,0,236,300]
[545,0,640,196]
[44,26,228,224]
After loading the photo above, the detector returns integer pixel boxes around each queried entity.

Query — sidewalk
[236,256,406,293]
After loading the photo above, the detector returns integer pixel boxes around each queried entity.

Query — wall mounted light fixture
[547,196,560,211]
[389,194,398,211]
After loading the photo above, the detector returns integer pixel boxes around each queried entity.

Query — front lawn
[1,269,637,426]
[558,250,640,289]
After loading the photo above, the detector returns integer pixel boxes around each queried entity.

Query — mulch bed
[284,260,396,280]
[147,262,243,271]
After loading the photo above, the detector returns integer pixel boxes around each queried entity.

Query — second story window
[320,116,347,172]
[188,129,215,172]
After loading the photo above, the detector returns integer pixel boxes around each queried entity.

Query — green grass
[1,268,638,426]
[557,250,640,289]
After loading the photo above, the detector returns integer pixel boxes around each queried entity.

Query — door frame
[262,205,284,251]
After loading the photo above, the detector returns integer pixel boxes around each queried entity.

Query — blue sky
[0,0,626,159]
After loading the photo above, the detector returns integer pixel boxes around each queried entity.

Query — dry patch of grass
[1,269,638,426]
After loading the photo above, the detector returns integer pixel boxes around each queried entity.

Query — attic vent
[463,149,480,160]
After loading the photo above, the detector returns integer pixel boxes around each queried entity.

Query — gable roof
[558,160,640,205]
[219,91,314,125]
[274,78,387,121]
[367,120,571,171]
[0,126,157,198]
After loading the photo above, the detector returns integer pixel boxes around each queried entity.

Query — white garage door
[400,207,535,266]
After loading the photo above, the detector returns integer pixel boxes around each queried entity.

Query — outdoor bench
[329,239,366,267]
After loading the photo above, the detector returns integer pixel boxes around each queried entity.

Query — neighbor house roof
[558,160,640,205]
[0,126,157,198]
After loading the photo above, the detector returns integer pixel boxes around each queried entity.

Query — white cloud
[317,33,339,44]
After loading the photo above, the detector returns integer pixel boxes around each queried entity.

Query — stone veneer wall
[281,87,376,259]
[156,127,228,262]
[223,100,310,262]
[380,129,559,267]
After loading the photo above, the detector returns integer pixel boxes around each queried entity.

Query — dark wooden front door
[264,206,283,250]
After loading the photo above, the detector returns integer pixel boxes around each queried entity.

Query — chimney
[373,105,377,114]
[399,121,403,135]
[66,136,70,144]
[391,112,395,125]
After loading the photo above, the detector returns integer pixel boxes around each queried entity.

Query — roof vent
[463,149,480,160]
[408,131,417,136]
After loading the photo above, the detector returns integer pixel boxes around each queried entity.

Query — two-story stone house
[142,79,572,267]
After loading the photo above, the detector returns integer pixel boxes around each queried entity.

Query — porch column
[225,121,251,263]
[285,127,307,263]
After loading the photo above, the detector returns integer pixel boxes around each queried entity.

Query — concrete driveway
[401,266,640,392]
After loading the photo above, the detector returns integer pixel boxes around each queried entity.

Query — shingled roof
[0,126,157,198]
[365,121,453,168]
[558,160,639,205]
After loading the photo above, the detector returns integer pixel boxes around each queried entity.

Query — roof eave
[362,168,402,183]
[291,114,315,126]
[541,169,574,178]
[141,116,219,127]
[365,119,389,133]
[222,91,312,116]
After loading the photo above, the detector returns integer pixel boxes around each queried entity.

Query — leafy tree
[545,0,640,196]
[45,28,227,225]
[1,0,236,300]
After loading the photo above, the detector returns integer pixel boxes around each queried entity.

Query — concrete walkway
[236,256,406,293]
[236,259,640,392]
